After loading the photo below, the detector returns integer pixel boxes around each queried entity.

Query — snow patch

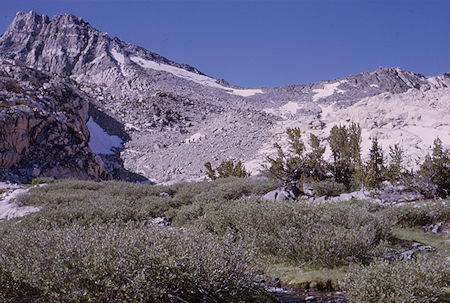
[185,132,205,143]
[370,84,379,88]
[312,81,347,102]
[263,101,301,118]
[129,56,263,97]
[87,117,123,154]
[110,48,126,64]
[280,101,301,115]
[227,88,264,97]
[0,184,40,220]
[319,104,335,119]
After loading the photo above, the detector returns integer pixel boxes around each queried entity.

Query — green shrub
[311,180,347,197]
[0,223,263,302]
[192,199,393,267]
[341,257,450,303]
[388,201,449,228]
[16,178,278,229]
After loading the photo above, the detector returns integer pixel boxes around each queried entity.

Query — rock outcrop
[0,59,110,182]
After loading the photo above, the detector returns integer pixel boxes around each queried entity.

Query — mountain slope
[0,11,448,182]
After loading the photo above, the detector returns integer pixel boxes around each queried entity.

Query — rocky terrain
[0,11,448,183]
[0,59,109,182]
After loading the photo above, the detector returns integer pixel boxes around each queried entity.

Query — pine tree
[387,144,404,182]
[328,123,362,190]
[304,133,327,180]
[365,137,385,189]
[418,138,450,198]
[204,160,249,180]
[265,127,306,185]
[204,162,217,180]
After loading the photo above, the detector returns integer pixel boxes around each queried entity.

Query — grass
[264,263,348,291]
[392,227,450,256]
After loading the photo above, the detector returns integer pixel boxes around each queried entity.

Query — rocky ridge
[0,59,109,182]
[0,11,449,183]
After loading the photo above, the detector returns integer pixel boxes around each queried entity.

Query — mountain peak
[10,11,50,30]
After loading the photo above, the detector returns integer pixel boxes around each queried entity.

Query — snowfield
[312,80,347,102]
[122,55,263,97]
[87,117,123,155]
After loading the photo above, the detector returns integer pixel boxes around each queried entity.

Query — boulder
[263,186,301,201]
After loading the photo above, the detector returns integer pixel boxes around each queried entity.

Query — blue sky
[1,0,449,87]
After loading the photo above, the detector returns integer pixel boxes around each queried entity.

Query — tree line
[205,123,449,199]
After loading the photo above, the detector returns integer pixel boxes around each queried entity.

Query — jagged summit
[1,11,209,83]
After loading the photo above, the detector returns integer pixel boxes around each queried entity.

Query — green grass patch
[264,263,348,291]
[392,227,450,256]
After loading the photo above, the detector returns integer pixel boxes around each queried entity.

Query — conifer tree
[204,160,249,180]
[304,133,327,180]
[417,138,450,198]
[328,123,362,189]
[387,144,404,182]
[265,127,306,184]
[365,137,385,189]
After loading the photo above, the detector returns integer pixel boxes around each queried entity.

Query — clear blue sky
[1,0,449,88]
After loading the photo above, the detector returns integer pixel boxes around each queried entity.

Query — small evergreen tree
[328,123,362,190]
[204,160,249,180]
[264,127,306,185]
[365,137,385,189]
[204,162,217,180]
[304,133,327,181]
[417,138,450,198]
[387,144,404,182]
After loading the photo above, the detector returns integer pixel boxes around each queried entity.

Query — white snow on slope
[312,81,347,102]
[280,101,301,115]
[87,117,123,155]
[111,48,125,64]
[228,88,264,97]
[129,56,263,97]
[0,183,40,220]
[185,132,205,143]
[263,101,302,118]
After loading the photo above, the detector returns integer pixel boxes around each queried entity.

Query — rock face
[0,11,449,183]
[0,59,110,182]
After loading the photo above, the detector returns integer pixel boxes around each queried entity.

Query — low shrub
[311,180,347,197]
[0,223,263,302]
[388,201,450,227]
[341,257,450,303]
[191,199,393,267]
